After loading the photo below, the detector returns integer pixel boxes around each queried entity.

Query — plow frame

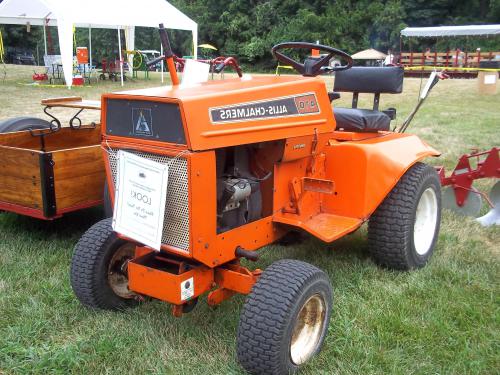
[436,147,500,207]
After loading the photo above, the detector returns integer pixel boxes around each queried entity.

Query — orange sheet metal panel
[212,216,285,267]
[273,155,324,220]
[322,133,440,219]
[108,75,335,151]
[275,213,362,243]
[101,94,191,150]
[189,150,220,266]
[128,255,214,304]
[213,266,259,295]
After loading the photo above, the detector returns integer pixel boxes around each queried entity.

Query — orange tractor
[71,25,442,374]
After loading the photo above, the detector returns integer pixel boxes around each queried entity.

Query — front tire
[237,259,332,374]
[368,162,441,270]
[70,218,139,310]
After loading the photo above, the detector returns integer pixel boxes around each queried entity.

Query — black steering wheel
[271,42,352,77]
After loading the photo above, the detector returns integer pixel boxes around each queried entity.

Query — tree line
[1,0,499,69]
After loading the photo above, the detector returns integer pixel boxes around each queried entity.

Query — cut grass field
[0,64,499,374]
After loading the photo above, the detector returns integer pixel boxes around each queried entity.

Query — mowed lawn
[0,64,499,374]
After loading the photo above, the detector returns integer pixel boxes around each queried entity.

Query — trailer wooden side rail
[0,97,105,220]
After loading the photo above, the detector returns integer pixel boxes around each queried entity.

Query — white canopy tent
[401,25,500,38]
[0,0,198,87]
[351,48,386,60]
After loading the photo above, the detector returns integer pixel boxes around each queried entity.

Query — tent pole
[118,27,124,86]
[160,43,164,83]
[89,26,92,68]
[43,21,47,56]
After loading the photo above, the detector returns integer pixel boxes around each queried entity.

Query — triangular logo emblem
[132,108,153,136]
[136,111,150,133]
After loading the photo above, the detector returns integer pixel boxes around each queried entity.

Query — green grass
[1,64,499,374]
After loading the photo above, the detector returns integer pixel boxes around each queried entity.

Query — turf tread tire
[70,218,138,310]
[368,162,441,270]
[237,259,332,375]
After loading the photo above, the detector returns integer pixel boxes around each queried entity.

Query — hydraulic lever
[145,23,180,85]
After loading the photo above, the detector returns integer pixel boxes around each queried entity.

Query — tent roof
[401,25,500,38]
[0,0,198,88]
[0,0,197,31]
[351,48,386,60]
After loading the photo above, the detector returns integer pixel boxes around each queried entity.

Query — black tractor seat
[334,107,391,132]
[332,66,404,132]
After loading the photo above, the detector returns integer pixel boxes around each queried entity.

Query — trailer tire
[0,116,51,133]
[70,218,139,310]
[237,259,332,374]
[368,162,441,270]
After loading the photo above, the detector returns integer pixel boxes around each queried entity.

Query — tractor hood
[101,75,335,150]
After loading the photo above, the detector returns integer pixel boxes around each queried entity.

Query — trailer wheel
[368,162,441,270]
[70,218,140,310]
[0,116,51,133]
[237,259,332,374]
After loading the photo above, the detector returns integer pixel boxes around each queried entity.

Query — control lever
[146,24,180,85]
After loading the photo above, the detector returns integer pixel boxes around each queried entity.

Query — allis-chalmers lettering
[219,105,289,120]
[210,93,319,123]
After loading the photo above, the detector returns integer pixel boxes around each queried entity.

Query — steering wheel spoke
[271,42,352,77]
[274,50,306,74]
[312,53,333,71]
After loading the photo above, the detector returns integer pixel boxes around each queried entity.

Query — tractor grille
[107,148,190,253]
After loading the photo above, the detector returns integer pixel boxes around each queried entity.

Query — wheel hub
[290,293,326,365]
[107,243,136,299]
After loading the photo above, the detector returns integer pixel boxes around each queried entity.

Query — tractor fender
[322,133,440,220]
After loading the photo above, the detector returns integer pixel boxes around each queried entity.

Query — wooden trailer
[0,97,105,219]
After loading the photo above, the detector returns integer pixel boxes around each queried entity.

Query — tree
[1,0,499,68]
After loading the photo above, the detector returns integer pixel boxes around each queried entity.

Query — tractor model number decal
[209,93,320,124]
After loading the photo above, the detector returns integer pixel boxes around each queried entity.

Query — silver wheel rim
[414,187,438,255]
[290,294,326,365]
[108,243,136,299]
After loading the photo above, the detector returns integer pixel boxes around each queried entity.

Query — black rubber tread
[368,162,441,270]
[70,218,138,310]
[237,259,332,375]
[0,116,51,133]
[103,180,113,218]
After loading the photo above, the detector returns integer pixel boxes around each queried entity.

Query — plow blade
[476,181,500,226]
[442,186,482,217]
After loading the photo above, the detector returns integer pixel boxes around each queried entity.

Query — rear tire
[70,218,139,310]
[368,162,441,270]
[0,116,51,133]
[237,259,332,374]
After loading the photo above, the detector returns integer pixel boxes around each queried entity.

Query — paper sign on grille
[112,150,169,251]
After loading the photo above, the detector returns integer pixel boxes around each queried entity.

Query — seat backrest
[334,66,404,94]
[334,66,404,111]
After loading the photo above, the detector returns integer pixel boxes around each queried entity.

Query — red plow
[437,147,500,225]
